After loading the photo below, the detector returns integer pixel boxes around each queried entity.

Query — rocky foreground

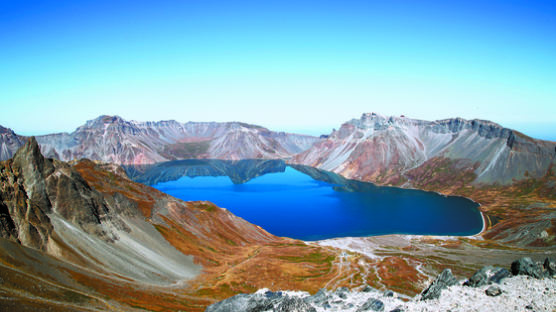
[206,257,556,312]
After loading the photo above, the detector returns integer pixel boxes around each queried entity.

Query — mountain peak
[0,125,14,134]
[12,137,54,177]
[14,136,41,160]
[83,115,127,128]
[96,115,126,124]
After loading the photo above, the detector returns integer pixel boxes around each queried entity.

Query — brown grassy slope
[406,157,556,247]
[0,155,432,312]
[74,160,411,310]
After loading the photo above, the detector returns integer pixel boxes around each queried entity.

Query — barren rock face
[0,137,54,250]
[0,115,320,164]
[291,113,556,186]
[0,137,113,250]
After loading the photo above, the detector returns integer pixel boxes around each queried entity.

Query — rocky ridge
[206,257,556,312]
[0,115,320,164]
[291,113,556,186]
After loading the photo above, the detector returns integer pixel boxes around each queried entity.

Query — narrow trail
[324,250,348,289]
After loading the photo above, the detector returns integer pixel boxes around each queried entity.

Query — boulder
[304,289,329,305]
[276,296,317,312]
[205,292,280,312]
[264,290,283,300]
[485,285,502,297]
[465,266,511,287]
[383,290,394,297]
[544,258,556,277]
[489,268,511,284]
[420,269,458,300]
[343,302,355,309]
[511,257,544,278]
[465,267,489,287]
[335,287,349,297]
[246,297,273,312]
[356,298,384,312]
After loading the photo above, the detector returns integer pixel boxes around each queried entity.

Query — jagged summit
[14,136,42,161]
[17,115,319,164]
[0,113,553,183]
[292,113,556,185]
[349,113,512,137]
[1,137,55,250]
[83,114,127,127]
[12,136,55,183]
[82,115,269,132]
[0,125,15,134]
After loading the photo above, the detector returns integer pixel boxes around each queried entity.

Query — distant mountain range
[291,113,556,186]
[1,113,554,186]
[0,115,319,165]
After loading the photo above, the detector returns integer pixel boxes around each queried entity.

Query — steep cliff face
[0,137,109,251]
[0,137,201,285]
[292,113,556,186]
[30,115,319,164]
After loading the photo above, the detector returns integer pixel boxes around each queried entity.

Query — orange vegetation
[72,160,429,311]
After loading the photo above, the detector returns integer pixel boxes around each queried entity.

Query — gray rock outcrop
[276,297,316,312]
[544,258,556,277]
[420,269,458,300]
[356,298,384,311]
[465,266,511,287]
[511,257,544,278]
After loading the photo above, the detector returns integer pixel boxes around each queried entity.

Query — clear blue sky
[1,0,555,139]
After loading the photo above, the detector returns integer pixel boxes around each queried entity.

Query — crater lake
[125,159,483,241]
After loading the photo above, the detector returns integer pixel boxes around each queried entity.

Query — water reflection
[126,160,483,240]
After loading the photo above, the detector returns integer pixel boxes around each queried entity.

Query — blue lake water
[138,160,484,241]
